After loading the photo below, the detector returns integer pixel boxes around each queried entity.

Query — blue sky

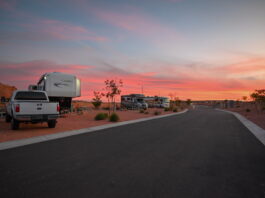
[0,0,265,100]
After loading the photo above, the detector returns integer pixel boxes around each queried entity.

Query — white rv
[144,96,170,108]
[31,72,81,110]
[121,94,148,109]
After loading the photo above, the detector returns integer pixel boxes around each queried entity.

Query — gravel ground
[0,108,173,142]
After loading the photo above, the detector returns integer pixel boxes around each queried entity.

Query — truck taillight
[57,104,60,112]
[15,104,20,112]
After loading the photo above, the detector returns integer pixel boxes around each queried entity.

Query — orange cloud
[1,57,264,101]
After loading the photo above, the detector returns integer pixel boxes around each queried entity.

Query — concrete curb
[0,109,188,151]
[216,109,265,146]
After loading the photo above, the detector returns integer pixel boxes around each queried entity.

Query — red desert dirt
[0,109,175,143]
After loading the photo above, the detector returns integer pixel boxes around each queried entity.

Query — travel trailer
[29,72,81,110]
[144,96,170,108]
[121,94,148,109]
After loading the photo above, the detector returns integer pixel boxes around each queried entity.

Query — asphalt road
[1,106,265,198]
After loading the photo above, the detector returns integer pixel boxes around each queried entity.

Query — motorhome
[144,96,170,108]
[29,72,81,110]
[121,94,148,109]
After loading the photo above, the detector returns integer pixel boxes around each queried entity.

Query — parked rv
[29,72,81,110]
[5,90,59,130]
[121,94,148,109]
[144,96,170,108]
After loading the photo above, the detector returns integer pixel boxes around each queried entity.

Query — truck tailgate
[15,102,58,115]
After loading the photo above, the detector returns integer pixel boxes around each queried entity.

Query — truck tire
[48,120,56,128]
[11,118,19,130]
[5,114,11,123]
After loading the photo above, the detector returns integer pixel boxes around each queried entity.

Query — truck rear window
[15,92,47,100]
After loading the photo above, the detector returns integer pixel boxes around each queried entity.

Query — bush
[92,101,102,109]
[154,111,161,115]
[173,108,178,112]
[103,107,110,110]
[95,113,108,120]
[109,113,120,122]
[139,109,145,113]
[144,111,149,114]
[245,108,251,112]
[164,107,170,112]
[76,108,83,115]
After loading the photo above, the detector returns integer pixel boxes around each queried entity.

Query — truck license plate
[32,115,42,120]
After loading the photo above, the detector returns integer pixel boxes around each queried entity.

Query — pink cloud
[19,19,108,42]
[0,0,16,11]
[93,8,181,42]
[217,57,265,74]
[1,57,265,101]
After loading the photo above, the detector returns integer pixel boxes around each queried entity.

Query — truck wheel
[5,114,11,123]
[11,118,19,130]
[48,120,56,128]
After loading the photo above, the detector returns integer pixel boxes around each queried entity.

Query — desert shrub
[92,91,104,109]
[245,108,251,112]
[154,111,161,115]
[109,113,120,122]
[139,109,145,113]
[164,107,170,111]
[76,107,83,115]
[144,111,149,114]
[95,113,108,120]
[92,101,102,109]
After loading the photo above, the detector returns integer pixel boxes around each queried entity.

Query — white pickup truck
[5,90,60,130]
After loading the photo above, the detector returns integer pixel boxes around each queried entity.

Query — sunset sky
[0,0,265,100]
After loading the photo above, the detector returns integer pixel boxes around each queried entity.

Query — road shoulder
[216,108,265,146]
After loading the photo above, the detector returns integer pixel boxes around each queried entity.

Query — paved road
[1,106,265,198]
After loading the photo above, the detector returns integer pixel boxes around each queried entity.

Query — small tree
[92,91,104,109]
[224,99,228,108]
[175,97,181,106]
[104,79,123,115]
[186,99,192,106]
[242,96,248,108]
[250,89,265,113]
